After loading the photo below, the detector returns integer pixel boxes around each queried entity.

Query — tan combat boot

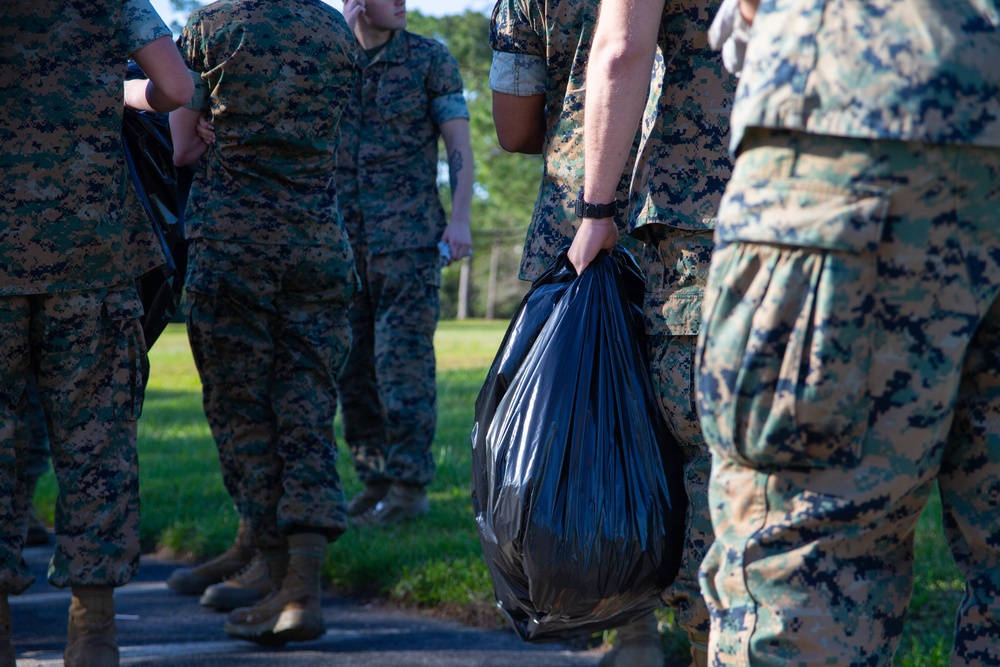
[345,480,392,517]
[167,518,253,595]
[351,482,429,527]
[0,594,15,667]
[598,613,664,667]
[64,586,118,667]
[200,548,284,611]
[224,533,326,645]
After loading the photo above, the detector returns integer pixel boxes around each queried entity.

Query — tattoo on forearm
[448,149,463,192]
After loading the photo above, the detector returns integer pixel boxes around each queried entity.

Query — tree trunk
[457,256,471,320]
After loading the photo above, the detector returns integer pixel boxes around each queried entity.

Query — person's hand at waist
[195,115,215,145]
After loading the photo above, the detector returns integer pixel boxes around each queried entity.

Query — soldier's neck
[354,26,394,51]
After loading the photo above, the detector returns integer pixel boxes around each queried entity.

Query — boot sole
[346,494,390,517]
[224,609,326,646]
[166,572,218,596]
[352,508,429,527]
[200,588,267,611]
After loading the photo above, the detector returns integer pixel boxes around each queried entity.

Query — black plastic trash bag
[123,62,190,347]
[471,247,686,643]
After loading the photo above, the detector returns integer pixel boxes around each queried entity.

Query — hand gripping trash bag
[471,247,686,642]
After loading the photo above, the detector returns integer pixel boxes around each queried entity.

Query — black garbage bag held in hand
[471,246,686,643]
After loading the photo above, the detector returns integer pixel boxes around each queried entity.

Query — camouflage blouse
[335,30,469,257]
[730,0,1000,152]
[0,0,171,294]
[627,0,736,238]
[490,0,736,280]
[178,0,357,246]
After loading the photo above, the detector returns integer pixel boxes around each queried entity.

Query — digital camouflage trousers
[338,248,440,488]
[0,285,145,592]
[698,129,1000,666]
[641,226,715,651]
[185,239,356,549]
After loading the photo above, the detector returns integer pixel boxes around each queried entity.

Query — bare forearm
[441,118,474,221]
[124,78,189,113]
[583,0,661,204]
[448,144,474,219]
[571,0,663,274]
[128,35,194,112]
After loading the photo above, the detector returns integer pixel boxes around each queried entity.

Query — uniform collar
[363,30,409,66]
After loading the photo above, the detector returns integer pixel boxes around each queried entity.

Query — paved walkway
[11,539,604,667]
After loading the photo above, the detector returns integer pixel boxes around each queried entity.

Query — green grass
[122,321,507,618]
[896,493,964,666]
[34,319,965,662]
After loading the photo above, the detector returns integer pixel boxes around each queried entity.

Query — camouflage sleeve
[489,51,546,95]
[490,0,543,56]
[176,13,204,72]
[183,71,210,111]
[428,46,470,125]
[174,13,210,111]
[122,0,171,56]
[489,0,546,95]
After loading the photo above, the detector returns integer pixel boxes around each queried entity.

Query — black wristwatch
[574,192,617,219]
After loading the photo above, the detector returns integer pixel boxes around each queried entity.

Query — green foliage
[896,490,963,666]
[407,11,494,88]
[653,607,694,661]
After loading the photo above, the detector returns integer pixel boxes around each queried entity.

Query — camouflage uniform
[335,30,469,488]
[488,0,637,282]
[696,1,1000,664]
[491,0,734,653]
[0,0,170,593]
[178,0,358,549]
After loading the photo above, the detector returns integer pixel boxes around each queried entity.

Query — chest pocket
[375,70,434,150]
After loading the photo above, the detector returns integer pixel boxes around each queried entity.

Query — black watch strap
[575,193,617,219]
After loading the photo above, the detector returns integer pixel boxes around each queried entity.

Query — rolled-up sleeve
[428,48,470,124]
[489,51,546,96]
[431,92,470,124]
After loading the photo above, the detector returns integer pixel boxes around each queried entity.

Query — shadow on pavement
[10,537,604,667]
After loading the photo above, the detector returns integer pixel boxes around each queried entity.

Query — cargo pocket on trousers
[700,179,889,469]
[104,286,147,421]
